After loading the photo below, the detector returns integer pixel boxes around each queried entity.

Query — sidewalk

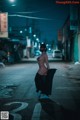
[66,62,80,80]
[21,57,62,63]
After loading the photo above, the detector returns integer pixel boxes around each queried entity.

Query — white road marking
[5,102,28,120]
[31,103,41,120]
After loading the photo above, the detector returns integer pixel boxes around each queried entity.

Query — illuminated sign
[70,5,78,30]
[26,37,31,47]
[58,29,63,41]
[0,13,8,38]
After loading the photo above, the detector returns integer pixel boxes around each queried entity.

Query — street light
[20,30,23,34]
[9,0,16,6]
[33,34,36,37]
[9,0,15,2]
[36,38,39,42]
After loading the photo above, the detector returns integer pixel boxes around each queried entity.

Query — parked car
[35,50,41,56]
[0,50,8,63]
[52,50,62,58]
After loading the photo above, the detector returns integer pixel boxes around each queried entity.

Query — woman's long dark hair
[40,43,47,52]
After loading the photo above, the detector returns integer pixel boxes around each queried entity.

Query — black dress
[35,68,57,95]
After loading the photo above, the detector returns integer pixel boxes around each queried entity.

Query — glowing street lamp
[33,34,36,37]
[36,38,39,42]
[9,0,15,2]
[20,30,23,34]
[9,0,16,6]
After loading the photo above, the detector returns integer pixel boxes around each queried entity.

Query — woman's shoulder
[43,52,48,57]
[42,52,47,55]
[42,52,48,60]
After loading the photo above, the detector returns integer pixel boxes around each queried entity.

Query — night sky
[0,0,70,43]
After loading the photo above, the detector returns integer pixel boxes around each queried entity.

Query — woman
[35,43,50,99]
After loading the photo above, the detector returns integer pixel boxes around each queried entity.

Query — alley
[0,62,80,120]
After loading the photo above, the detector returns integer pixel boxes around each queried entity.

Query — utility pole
[0,12,1,33]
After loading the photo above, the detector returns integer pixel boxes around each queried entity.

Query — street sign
[0,12,8,38]
[26,37,31,48]
[70,6,78,30]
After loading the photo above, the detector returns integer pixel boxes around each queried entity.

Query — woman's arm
[45,54,50,69]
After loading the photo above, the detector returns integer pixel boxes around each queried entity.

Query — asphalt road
[0,62,80,120]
